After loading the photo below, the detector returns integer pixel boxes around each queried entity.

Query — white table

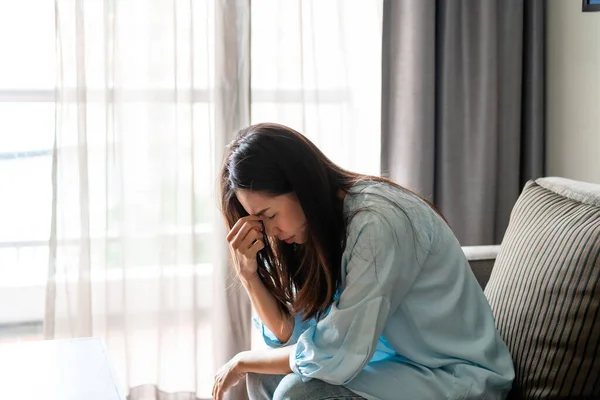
[0,337,125,400]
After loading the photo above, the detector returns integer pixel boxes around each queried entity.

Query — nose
[262,220,280,238]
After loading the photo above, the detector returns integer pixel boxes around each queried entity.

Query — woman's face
[235,190,308,244]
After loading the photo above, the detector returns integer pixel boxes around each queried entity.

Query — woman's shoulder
[343,180,441,250]
[344,180,434,221]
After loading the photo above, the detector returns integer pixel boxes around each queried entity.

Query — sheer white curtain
[251,0,382,177]
[49,0,220,398]
[48,0,381,399]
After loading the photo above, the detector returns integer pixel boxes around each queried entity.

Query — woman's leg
[247,372,364,400]
[246,373,286,400]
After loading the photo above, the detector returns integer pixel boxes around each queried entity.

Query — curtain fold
[212,1,252,400]
[381,0,436,197]
[381,0,545,245]
[48,0,251,398]
[250,0,383,178]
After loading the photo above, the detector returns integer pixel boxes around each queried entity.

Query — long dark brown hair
[219,123,445,321]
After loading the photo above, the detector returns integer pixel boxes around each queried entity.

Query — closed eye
[267,214,276,220]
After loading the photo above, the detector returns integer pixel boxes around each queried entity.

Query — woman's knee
[272,374,306,400]
[247,373,284,400]
[273,374,363,400]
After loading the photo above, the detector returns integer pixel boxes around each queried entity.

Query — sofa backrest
[463,245,498,289]
[484,177,600,399]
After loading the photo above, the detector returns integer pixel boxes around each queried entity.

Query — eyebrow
[253,207,270,217]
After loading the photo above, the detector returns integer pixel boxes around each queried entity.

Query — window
[0,1,55,341]
[251,0,382,176]
[0,0,382,348]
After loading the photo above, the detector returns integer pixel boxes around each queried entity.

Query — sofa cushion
[484,179,600,399]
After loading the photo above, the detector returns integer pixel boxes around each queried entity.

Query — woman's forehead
[237,190,296,213]
[236,190,279,213]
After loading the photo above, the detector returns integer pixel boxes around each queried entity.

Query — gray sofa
[463,245,499,289]
[463,177,600,399]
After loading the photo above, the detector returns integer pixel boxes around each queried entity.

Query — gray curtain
[381,0,545,246]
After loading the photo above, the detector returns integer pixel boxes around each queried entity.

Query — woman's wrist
[232,348,293,375]
[240,273,261,289]
[233,351,250,374]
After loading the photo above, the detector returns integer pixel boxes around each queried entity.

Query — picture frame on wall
[582,0,600,12]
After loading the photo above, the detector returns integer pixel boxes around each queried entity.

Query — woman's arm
[236,346,293,375]
[242,274,294,343]
[226,215,294,343]
[288,212,424,385]
[213,347,292,400]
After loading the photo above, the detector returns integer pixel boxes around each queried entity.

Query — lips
[282,236,294,244]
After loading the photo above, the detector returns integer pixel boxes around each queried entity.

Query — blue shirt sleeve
[253,314,317,348]
[289,212,425,385]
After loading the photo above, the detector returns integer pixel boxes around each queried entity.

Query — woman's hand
[212,353,246,400]
[212,348,293,399]
[226,216,265,283]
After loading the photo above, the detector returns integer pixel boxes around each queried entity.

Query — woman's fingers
[226,216,262,242]
[231,223,262,252]
[243,229,263,251]
[230,221,262,249]
[212,379,220,400]
[215,382,224,400]
[249,238,265,253]
[226,217,265,280]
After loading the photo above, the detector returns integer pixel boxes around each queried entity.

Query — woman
[212,123,514,400]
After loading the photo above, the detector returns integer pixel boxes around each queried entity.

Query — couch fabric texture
[484,179,600,399]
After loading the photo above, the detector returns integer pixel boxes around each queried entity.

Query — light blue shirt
[254,181,514,400]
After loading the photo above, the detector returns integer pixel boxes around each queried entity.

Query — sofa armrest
[462,245,500,290]
[462,245,500,261]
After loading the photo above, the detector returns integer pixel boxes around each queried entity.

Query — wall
[546,0,600,184]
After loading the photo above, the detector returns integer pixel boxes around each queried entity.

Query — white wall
[546,1,600,184]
